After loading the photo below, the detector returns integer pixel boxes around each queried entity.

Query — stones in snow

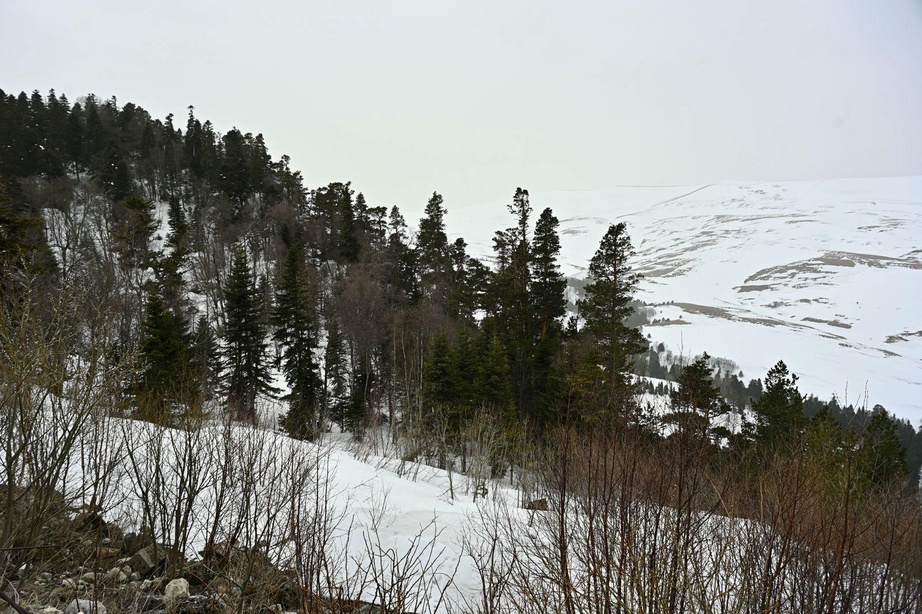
[129,544,169,577]
[163,578,190,602]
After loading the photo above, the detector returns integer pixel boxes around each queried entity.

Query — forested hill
[1,88,919,484]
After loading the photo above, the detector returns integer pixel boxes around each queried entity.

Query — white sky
[2,0,921,215]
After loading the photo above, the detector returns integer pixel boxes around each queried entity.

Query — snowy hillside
[449,177,922,420]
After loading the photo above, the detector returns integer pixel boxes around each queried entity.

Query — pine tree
[222,246,273,421]
[273,244,321,439]
[578,222,646,412]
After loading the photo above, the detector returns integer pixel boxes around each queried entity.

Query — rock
[61,578,76,590]
[63,599,107,614]
[80,572,98,584]
[40,608,63,614]
[103,567,128,584]
[164,578,190,602]
[129,544,168,577]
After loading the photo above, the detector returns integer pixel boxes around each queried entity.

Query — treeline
[0,88,919,485]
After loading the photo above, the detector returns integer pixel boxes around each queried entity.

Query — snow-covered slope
[450,177,922,421]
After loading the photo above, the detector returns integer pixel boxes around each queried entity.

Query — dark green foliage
[114,195,157,269]
[417,192,452,304]
[751,360,804,452]
[578,222,646,408]
[191,316,222,402]
[384,206,419,303]
[423,332,456,409]
[222,246,274,421]
[532,208,567,340]
[322,303,349,429]
[666,353,730,445]
[0,176,56,285]
[98,145,133,203]
[857,410,907,487]
[136,284,193,421]
[273,244,321,439]
[476,333,514,419]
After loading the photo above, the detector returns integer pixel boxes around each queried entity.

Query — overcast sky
[2,0,920,214]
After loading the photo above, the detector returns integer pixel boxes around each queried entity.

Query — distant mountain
[450,177,922,420]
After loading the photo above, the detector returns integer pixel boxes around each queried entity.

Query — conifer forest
[1,89,921,612]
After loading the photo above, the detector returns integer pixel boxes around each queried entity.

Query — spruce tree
[222,246,273,421]
[423,332,456,410]
[531,208,567,340]
[530,207,567,427]
[273,244,322,439]
[417,192,452,303]
[136,284,192,421]
[578,222,646,412]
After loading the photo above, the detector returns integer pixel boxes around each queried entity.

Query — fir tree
[578,222,646,412]
[530,207,567,427]
[273,244,321,439]
[136,284,192,421]
[417,192,452,302]
[222,246,274,421]
[423,331,456,410]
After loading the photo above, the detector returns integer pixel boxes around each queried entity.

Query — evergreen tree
[530,207,567,427]
[666,353,730,445]
[531,208,567,340]
[322,303,348,429]
[423,331,456,410]
[336,188,360,263]
[98,144,133,203]
[385,206,419,303]
[114,195,157,270]
[136,284,192,421]
[222,246,274,421]
[273,244,322,439]
[0,176,56,286]
[475,333,514,419]
[751,360,804,452]
[858,410,907,487]
[417,192,452,302]
[192,315,222,403]
[220,128,252,219]
[578,222,646,412]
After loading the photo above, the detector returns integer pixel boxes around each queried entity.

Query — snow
[449,177,922,421]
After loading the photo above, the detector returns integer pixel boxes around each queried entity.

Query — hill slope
[451,177,922,420]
